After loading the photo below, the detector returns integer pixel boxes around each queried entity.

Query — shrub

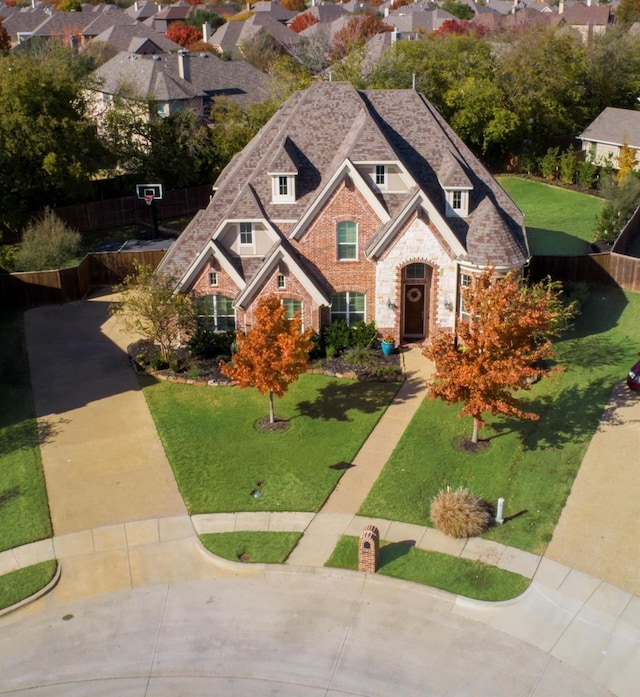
[430,487,493,538]
[13,208,80,272]
[188,325,235,359]
[576,160,597,189]
[322,320,352,354]
[349,320,377,348]
[539,147,560,180]
[343,346,377,367]
[559,149,576,185]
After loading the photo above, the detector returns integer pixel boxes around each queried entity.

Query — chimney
[202,22,210,42]
[31,0,36,7]
[559,0,564,12]
[178,50,191,82]
[134,0,139,11]
[384,6,389,16]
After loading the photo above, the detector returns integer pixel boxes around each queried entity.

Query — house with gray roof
[579,107,640,168]
[89,22,181,54]
[157,81,529,342]
[89,49,272,123]
[210,10,300,57]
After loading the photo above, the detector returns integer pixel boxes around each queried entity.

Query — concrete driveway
[24,292,186,536]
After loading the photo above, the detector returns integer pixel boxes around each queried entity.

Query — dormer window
[272,174,296,203]
[445,189,470,218]
[268,137,298,204]
[239,222,253,246]
[375,165,386,188]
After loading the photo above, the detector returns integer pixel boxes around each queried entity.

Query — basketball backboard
[135,183,163,201]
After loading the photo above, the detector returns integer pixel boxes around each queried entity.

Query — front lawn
[498,176,604,256]
[0,311,52,553]
[0,561,57,611]
[199,531,302,563]
[359,286,640,554]
[325,537,530,601]
[142,374,400,513]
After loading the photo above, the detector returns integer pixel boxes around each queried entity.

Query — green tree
[495,27,587,150]
[593,175,640,243]
[13,208,81,272]
[584,29,640,117]
[111,262,195,364]
[0,19,10,54]
[440,0,474,20]
[425,268,575,444]
[615,0,640,26]
[0,44,103,232]
[183,8,226,31]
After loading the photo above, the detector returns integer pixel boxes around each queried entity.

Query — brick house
[157,81,529,343]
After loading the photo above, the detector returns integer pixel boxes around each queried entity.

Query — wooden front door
[403,284,425,338]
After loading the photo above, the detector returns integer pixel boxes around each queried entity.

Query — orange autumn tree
[424,267,575,445]
[221,295,314,424]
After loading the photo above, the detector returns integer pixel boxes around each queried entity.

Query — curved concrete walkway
[0,294,638,697]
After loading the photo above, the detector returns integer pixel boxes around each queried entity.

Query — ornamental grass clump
[430,487,493,538]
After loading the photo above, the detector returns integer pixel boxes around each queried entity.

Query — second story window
[459,273,471,321]
[239,222,253,246]
[208,272,218,287]
[277,274,286,289]
[375,165,386,188]
[337,221,357,261]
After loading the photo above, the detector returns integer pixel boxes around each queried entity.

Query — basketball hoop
[144,193,154,206]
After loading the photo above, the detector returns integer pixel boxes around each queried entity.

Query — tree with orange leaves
[331,13,391,61]
[424,268,575,445]
[221,296,314,424]
[289,11,319,33]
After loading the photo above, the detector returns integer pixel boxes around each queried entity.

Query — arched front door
[402,263,431,340]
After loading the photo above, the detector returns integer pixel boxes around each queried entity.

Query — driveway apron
[24,292,186,537]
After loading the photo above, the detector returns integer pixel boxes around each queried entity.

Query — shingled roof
[579,107,640,150]
[159,82,527,282]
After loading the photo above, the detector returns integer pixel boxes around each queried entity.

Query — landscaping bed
[128,339,403,385]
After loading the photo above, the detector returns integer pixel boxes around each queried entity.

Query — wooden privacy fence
[54,185,212,232]
[528,252,640,292]
[0,250,166,309]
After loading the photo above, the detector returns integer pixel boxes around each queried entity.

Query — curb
[0,561,61,618]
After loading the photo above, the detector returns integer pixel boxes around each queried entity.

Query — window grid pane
[239,222,252,245]
[278,177,288,196]
[337,221,357,260]
[375,165,386,186]
[196,294,236,332]
[452,191,462,209]
[330,292,365,326]
[405,263,425,280]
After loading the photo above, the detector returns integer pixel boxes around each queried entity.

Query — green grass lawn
[142,374,400,513]
[199,531,302,563]
[0,561,57,611]
[0,311,52,553]
[498,176,604,256]
[359,286,640,554]
[325,537,530,601]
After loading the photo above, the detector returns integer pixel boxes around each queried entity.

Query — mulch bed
[127,340,403,385]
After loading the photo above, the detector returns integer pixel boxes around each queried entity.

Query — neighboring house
[89,22,181,54]
[89,50,272,124]
[210,11,300,57]
[383,7,456,37]
[152,1,191,33]
[559,1,611,41]
[578,107,640,168]
[157,82,529,342]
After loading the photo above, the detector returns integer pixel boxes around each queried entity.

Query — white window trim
[208,271,218,287]
[281,298,304,328]
[277,274,286,290]
[445,189,469,218]
[337,221,358,261]
[238,222,255,252]
[330,291,366,326]
[459,273,471,321]
[374,165,387,190]
[271,175,296,204]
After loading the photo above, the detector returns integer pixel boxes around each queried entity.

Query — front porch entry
[401,263,432,341]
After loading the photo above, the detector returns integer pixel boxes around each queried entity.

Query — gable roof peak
[438,149,472,189]
[267,136,299,175]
